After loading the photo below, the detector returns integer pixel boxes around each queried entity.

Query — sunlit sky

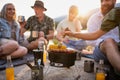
[0,0,120,20]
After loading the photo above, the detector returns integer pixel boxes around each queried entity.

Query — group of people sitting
[62,0,120,77]
[0,0,120,78]
[0,0,55,59]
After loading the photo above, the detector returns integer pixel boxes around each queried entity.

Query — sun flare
[0,0,101,19]
[77,0,100,17]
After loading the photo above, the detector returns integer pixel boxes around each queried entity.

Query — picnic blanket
[81,54,94,59]
[0,53,34,70]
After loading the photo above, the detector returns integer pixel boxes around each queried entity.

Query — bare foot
[81,49,93,54]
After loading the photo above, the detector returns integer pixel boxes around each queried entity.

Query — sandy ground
[0,57,97,80]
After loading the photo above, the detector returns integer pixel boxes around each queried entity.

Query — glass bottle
[43,44,47,64]
[6,55,14,80]
[38,40,44,66]
[96,59,105,80]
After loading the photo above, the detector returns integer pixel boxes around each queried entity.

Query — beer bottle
[6,55,14,80]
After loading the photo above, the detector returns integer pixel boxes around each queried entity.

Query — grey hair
[0,3,16,20]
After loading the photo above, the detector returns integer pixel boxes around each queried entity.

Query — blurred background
[0,0,120,29]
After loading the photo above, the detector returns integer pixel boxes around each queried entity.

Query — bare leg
[11,46,28,58]
[27,38,48,50]
[100,38,120,71]
[0,40,19,57]
[27,40,39,50]
[0,47,3,53]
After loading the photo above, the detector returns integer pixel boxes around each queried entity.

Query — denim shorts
[93,46,109,64]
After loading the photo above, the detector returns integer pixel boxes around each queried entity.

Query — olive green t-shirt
[101,7,120,33]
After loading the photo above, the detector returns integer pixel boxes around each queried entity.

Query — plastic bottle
[6,55,14,80]
[96,59,105,80]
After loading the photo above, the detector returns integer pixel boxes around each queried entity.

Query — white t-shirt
[86,11,119,46]
[56,17,82,40]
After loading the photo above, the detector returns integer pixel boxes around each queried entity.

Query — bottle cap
[99,59,104,65]
[7,55,11,60]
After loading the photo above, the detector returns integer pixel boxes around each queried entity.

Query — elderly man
[20,0,55,50]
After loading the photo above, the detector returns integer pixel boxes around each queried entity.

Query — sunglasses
[7,8,15,11]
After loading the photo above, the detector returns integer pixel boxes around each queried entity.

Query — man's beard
[101,4,114,16]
